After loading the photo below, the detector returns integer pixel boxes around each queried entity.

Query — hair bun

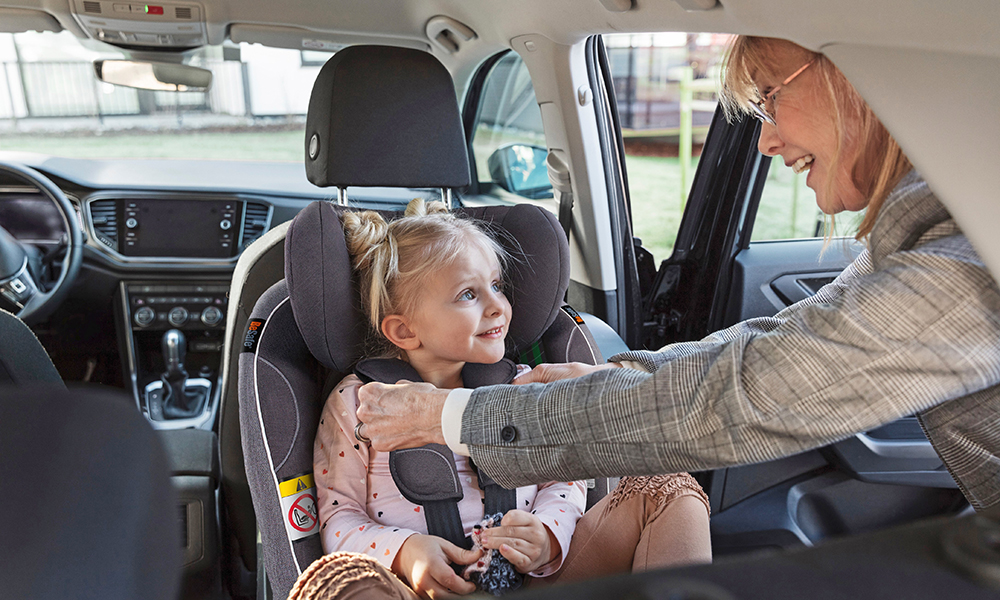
[342,210,390,263]
[403,198,450,218]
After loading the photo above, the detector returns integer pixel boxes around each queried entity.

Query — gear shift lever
[163,329,187,382]
[161,329,199,419]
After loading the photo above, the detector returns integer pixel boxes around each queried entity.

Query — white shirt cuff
[441,388,472,456]
[616,359,650,373]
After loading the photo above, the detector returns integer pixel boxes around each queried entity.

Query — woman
[355,36,1000,513]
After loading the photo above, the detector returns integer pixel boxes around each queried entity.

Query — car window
[0,31,315,162]
[603,33,833,262]
[468,52,551,204]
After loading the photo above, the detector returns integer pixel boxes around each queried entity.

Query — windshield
[0,31,320,161]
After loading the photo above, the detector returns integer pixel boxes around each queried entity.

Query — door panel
[708,236,965,556]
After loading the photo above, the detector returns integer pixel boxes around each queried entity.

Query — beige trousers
[289,474,711,599]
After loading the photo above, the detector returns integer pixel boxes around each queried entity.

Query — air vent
[89,199,118,252]
[241,202,270,249]
[83,1,102,13]
[175,6,192,19]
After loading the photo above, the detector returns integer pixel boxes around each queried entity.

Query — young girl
[314,199,589,597]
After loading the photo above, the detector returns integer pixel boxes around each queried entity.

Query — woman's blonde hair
[342,198,508,354]
[719,36,912,240]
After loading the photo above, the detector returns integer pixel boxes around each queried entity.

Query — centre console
[119,281,230,430]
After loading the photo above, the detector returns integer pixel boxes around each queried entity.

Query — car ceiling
[2,0,1000,282]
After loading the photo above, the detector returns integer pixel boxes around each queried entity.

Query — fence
[1,59,252,122]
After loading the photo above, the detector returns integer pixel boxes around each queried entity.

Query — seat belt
[547,150,574,241]
[355,358,518,550]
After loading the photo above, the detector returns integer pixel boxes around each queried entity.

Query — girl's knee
[607,474,711,518]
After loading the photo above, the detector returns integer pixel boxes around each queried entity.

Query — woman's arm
[461,243,1000,488]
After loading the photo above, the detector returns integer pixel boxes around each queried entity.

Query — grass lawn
[626,153,835,263]
[1,129,838,262]
[0,130,305,161]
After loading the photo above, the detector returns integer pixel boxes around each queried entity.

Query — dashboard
[0,152,442,426]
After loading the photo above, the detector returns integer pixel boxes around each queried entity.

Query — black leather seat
[0,308,63,385]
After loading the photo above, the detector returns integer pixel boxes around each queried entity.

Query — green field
[1,129,838,263]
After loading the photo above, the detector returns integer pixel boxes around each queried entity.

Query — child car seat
[237,45,608,598]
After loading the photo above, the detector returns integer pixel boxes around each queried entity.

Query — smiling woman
[721,36,912,237]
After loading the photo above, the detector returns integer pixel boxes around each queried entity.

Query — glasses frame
[749,59,815,126]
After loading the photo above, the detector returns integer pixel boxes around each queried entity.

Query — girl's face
[397,243,511,377]
[753,49,868,214]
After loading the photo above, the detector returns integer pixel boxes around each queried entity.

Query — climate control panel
[126,283,228,333]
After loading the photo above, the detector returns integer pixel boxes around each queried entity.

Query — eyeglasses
[748,59,815,126]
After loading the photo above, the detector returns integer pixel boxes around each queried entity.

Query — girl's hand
[513,362,622,385]
[393,534,482,598]
[479,510,560,574]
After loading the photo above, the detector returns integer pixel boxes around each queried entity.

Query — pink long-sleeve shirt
[314,373,587,578]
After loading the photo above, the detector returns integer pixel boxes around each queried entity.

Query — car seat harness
[354,356,523,594]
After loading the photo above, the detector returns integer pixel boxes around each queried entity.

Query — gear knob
[162,329,187,378]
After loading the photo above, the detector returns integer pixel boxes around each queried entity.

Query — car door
[589,33,969,558]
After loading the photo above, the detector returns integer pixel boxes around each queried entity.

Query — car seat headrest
[285,202,570,372]
[304,45,470,189]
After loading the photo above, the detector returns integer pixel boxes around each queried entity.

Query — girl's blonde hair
[719,36,912,240]
[342,198,508,354]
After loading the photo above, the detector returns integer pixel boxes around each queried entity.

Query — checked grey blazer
[461,171,1000,510]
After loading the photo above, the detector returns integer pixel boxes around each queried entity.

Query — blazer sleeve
[460,242,1000,489]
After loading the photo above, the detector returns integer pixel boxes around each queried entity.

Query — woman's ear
[381,315,420,351]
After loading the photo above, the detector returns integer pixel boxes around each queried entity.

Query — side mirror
[487,144,553,199]
[94,60,212,92]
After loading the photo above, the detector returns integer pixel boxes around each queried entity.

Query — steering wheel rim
[0,162,83,323]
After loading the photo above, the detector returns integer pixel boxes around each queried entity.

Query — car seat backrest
[236,44,606,599]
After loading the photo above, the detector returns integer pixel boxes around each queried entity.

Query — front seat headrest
[285,202,570,373]
[304,45,471,189]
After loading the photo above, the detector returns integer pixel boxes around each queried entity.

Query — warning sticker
[279,474,318,540]
[279,474,314,498]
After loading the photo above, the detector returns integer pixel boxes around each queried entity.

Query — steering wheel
[0,162,83,324]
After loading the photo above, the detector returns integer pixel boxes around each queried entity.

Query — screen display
[0,197,66,241]
[123,199,237,258]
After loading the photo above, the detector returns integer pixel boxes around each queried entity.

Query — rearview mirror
[487,144,553,200]
[94,60,212,92]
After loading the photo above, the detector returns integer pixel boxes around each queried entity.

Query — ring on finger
[354,421,371,444]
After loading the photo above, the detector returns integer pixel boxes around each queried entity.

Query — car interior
[0,0,998,598]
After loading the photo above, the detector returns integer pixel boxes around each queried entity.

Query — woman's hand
[393,534,482,598]
[479,510,560,574]
[356,381,450,452]
[513,362,622,385]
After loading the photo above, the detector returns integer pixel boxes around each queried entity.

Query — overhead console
[70,0,207,48]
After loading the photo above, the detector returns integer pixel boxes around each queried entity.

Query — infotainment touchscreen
[122,199,238,258]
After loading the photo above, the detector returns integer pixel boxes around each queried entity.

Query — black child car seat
[236,45,610,598]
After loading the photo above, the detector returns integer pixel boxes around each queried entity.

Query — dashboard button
[200,306,223,326]
[126,217,138,229]
[168,307,189,327]
[134,306,155,327]
[220,219,232,230]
